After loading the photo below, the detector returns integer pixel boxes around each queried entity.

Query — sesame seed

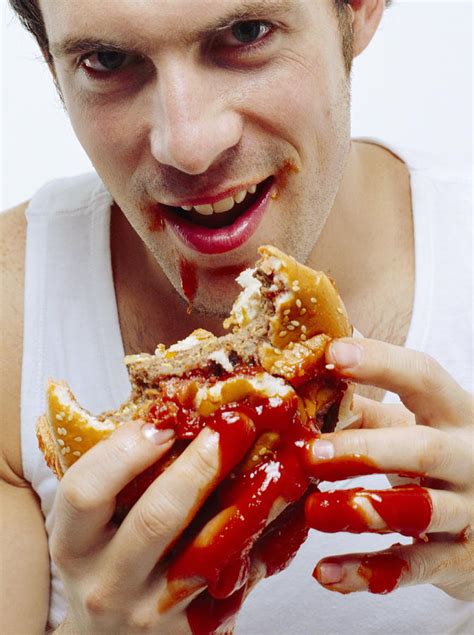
[74,437,82,443]
[73,451,81,457]
[296,299,302,308]
[300,308,307,315]
[301,325,307,333]
[64,446,71,453]
[291,320,300,327]
[325,363,335,370]
[300,334,307,341]
[252,455,258,461]
[283,309,291,316]
[258,448,267,456]
[57,439,65,447]
[337,307,344,315]
[279,330,287,337]
[67,414,73,421]
[287,324,295,331]
[55,414,63,421]
[310,297,317,304]
[61,448,67,455]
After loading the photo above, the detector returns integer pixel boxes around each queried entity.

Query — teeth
[193,204,214,215]
[213,196,235,214]
[180,182,260,215]
[234,189,247,204]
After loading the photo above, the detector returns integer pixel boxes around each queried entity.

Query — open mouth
[162,177,274,230]
[158,176,275,255]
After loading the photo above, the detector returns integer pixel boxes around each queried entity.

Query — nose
[149,61,243,175]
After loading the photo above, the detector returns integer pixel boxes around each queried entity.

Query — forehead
[40,0,312,54]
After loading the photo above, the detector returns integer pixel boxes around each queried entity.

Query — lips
[158,177,275,255]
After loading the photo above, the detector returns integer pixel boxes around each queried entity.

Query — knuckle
[190,443,219,482]
[127,610,155,632]
[133,492,183,541]
[415,427,446,475]
[84,586,112,618]
[416,353,444,395]
[334,430,370,458]
[60,474,102,516]
[409,547,429,583]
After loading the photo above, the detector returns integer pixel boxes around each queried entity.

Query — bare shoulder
[0,202,29,484]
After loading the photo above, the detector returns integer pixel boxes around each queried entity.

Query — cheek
[64,88,149,184]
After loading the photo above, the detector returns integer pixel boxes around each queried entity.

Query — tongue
[171,187,261,229]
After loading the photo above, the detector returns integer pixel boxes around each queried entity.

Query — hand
[304,337,473,601]
[49,420,250,634]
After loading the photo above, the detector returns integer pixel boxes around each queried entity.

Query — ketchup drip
[147,203,165,232]
[167,396,313,601]
[304,452,423,481]
[304,454,382,481]
[187,586,247,635]
[142,381,319,634]
[179,257,198,310]
[358,552,409,594]
[305,485,432,538]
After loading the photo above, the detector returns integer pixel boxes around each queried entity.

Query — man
[1,0,472,633]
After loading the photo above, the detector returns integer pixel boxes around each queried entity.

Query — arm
[0,474,50,633]
[0,202,51,632]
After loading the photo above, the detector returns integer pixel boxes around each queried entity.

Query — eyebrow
[49,0,296,58]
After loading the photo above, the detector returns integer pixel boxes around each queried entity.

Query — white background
[1,0,472,210]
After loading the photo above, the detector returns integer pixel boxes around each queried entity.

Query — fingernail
[311,439,334,460]
[142,424,175,445]
[329,341,362,369]
[315,562,344,585]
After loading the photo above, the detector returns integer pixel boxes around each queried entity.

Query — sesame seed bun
[37,245,354,487]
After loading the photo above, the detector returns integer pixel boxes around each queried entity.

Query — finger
[51,421,175,560]
[326,338,472,427]
[305,426,471,485]
[351,395,415,429]
[110,414,255,585]
[314,540,473,600]
[166,449,310,602]
[305,486,470,537]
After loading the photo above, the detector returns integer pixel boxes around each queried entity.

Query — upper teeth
[180,184,258,215]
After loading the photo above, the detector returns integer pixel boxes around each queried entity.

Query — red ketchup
[305,485,432,538]
[358,552,409,594]
[137,367,331,634]
[179,257,198,310]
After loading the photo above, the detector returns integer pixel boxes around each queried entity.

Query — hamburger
[37,245,355,626]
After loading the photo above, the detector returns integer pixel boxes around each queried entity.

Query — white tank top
[21,141,473,633]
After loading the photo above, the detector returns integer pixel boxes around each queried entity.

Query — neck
[308,140,412,307]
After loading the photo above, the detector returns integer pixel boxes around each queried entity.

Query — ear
[348,0,385,57]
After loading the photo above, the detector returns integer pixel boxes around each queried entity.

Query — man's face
[40,0,351,316]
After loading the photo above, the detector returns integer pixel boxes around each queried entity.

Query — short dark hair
[9,0,393,74]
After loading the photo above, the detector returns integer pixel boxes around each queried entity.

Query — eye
[81,50,136,73]
[219,20,272,48]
